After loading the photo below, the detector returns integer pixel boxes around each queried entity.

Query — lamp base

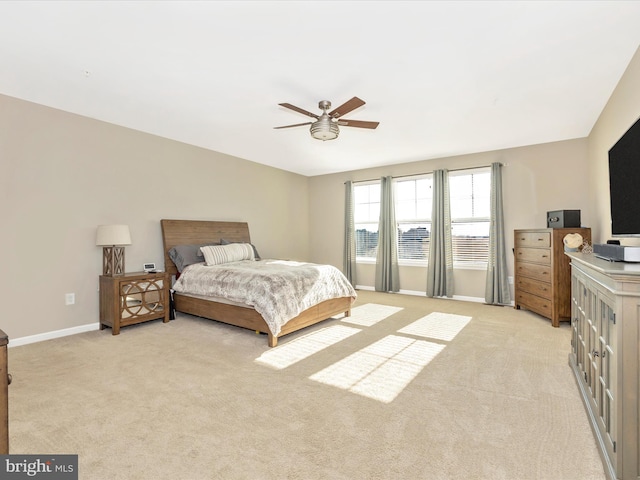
[103,246,125,276]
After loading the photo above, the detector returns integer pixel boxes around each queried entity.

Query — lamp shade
[96,225,132,246]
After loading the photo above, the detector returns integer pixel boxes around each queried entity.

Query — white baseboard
[356,285,485,304]
[449,294,485,304]
[9,323,100,348]
[9,289,510,348]
[355,285,375,291]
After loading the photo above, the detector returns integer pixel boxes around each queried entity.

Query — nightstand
[99,271,170,334]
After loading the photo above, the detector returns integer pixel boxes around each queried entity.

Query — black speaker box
[593,243,625,261]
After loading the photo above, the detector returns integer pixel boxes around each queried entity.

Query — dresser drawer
[516,276,552,300]
[515,231,551,248]
[516,292,552,318]
[516,262,552,282]
[515,247,551,265]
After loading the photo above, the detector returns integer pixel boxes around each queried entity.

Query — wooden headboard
[160,219,251,276]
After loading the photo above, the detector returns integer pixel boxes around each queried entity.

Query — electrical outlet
[508,276,514,285]
[65,293,75,305]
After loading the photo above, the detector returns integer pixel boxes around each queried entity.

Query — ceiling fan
[275,96,379,141]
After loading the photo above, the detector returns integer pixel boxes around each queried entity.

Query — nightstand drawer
[516,262,552,282]
[516,276,552,300]
[100,272,170,334]
[515,247,551,265]
[120,279,165,319]
[515,231,551,248]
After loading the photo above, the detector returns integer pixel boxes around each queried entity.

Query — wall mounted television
[608,115,640,237]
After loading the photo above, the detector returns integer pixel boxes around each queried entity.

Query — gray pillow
[169,243,219,272]
[220,238,261,260]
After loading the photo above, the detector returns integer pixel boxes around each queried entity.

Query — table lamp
[96,224,131,276]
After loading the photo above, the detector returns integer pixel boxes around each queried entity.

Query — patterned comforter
[172,260,357,336]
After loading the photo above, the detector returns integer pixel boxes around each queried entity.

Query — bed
[161,219,355,347]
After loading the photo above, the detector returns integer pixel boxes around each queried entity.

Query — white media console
[566,252,640,480]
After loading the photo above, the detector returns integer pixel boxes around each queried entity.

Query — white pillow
[200,243,255,266]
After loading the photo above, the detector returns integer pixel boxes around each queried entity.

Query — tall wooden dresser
[514,227,591,327]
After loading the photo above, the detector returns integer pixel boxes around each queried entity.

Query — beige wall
[307,46,640,297]
[0,94,310,340]
[3,44,638,341]
[308,138,590,298]
[588,46,640,246]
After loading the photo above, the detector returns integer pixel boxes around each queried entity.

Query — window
[449,168,490,267]
[395,176,432,262]
[354,182,380,259]
[353,167,490,268]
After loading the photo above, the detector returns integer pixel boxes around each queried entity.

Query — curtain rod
[344,163,504,184]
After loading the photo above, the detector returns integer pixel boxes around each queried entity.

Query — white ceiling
[1,1,640,177]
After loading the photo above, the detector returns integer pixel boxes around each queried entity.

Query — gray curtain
[485,162,511,305]
[343,181,357,286]
[375,176,400,292]
[427,169,453,297]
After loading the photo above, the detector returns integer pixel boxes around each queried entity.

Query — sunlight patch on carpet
[341,303,404,327]
[309,335,445,403]
[398,311,471,341]
[254,324,361,369]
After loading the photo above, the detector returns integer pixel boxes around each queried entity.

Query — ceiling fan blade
[274,122,313,129]
[337,119,380,129]
[329,97,366,118]
[278,103,319,119]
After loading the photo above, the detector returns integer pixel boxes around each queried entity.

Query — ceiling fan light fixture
[276,97,377,140]
[310,118,339,141]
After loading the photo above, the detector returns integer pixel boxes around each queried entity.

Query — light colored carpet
[8,290,605,479]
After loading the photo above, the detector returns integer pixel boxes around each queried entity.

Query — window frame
[394,174,432,266]
[449,167,491,270]
[352,166,491,270]
[354,180,382,262]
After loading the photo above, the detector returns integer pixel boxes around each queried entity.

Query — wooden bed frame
[161,219,352,347]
